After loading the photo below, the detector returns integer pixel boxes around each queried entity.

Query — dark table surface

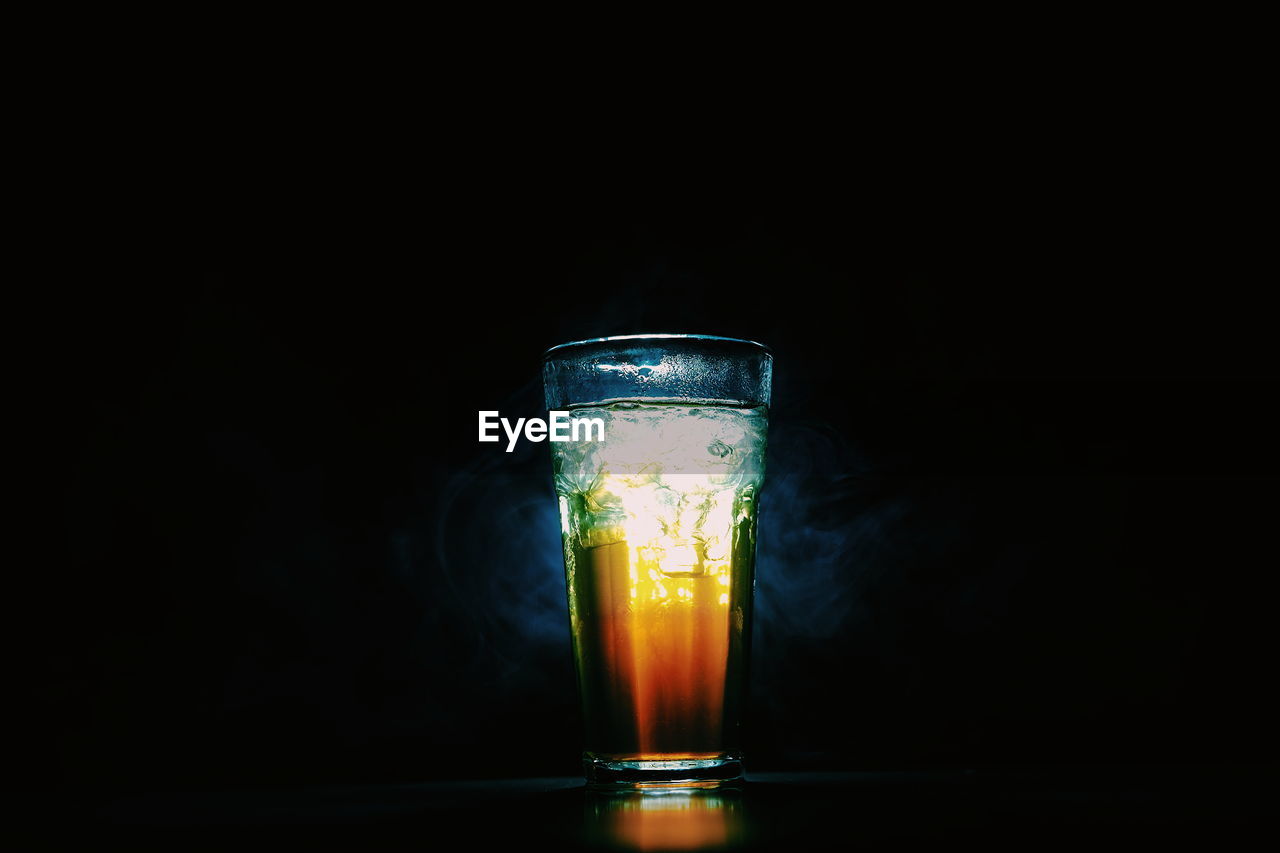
[32,767,1273,850]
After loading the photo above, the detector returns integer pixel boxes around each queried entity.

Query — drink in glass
[543,335,772,788]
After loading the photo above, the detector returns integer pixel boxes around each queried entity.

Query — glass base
[584,754,745,790]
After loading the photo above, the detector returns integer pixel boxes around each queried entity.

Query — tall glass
[543,335,772,789]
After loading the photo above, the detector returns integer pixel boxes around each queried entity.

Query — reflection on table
[584,788,747,851]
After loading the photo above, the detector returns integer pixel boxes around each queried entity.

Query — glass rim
[542,333,773,361]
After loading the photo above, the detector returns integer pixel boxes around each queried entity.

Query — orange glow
[589,792,744,851]
[556,402,764,763]
[583,540,732,756]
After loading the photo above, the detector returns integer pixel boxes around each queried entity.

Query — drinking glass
[543,334,772,788]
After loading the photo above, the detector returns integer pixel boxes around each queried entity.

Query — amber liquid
[562,491,757,760]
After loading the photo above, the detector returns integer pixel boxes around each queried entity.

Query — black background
[38,144,1278,806]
